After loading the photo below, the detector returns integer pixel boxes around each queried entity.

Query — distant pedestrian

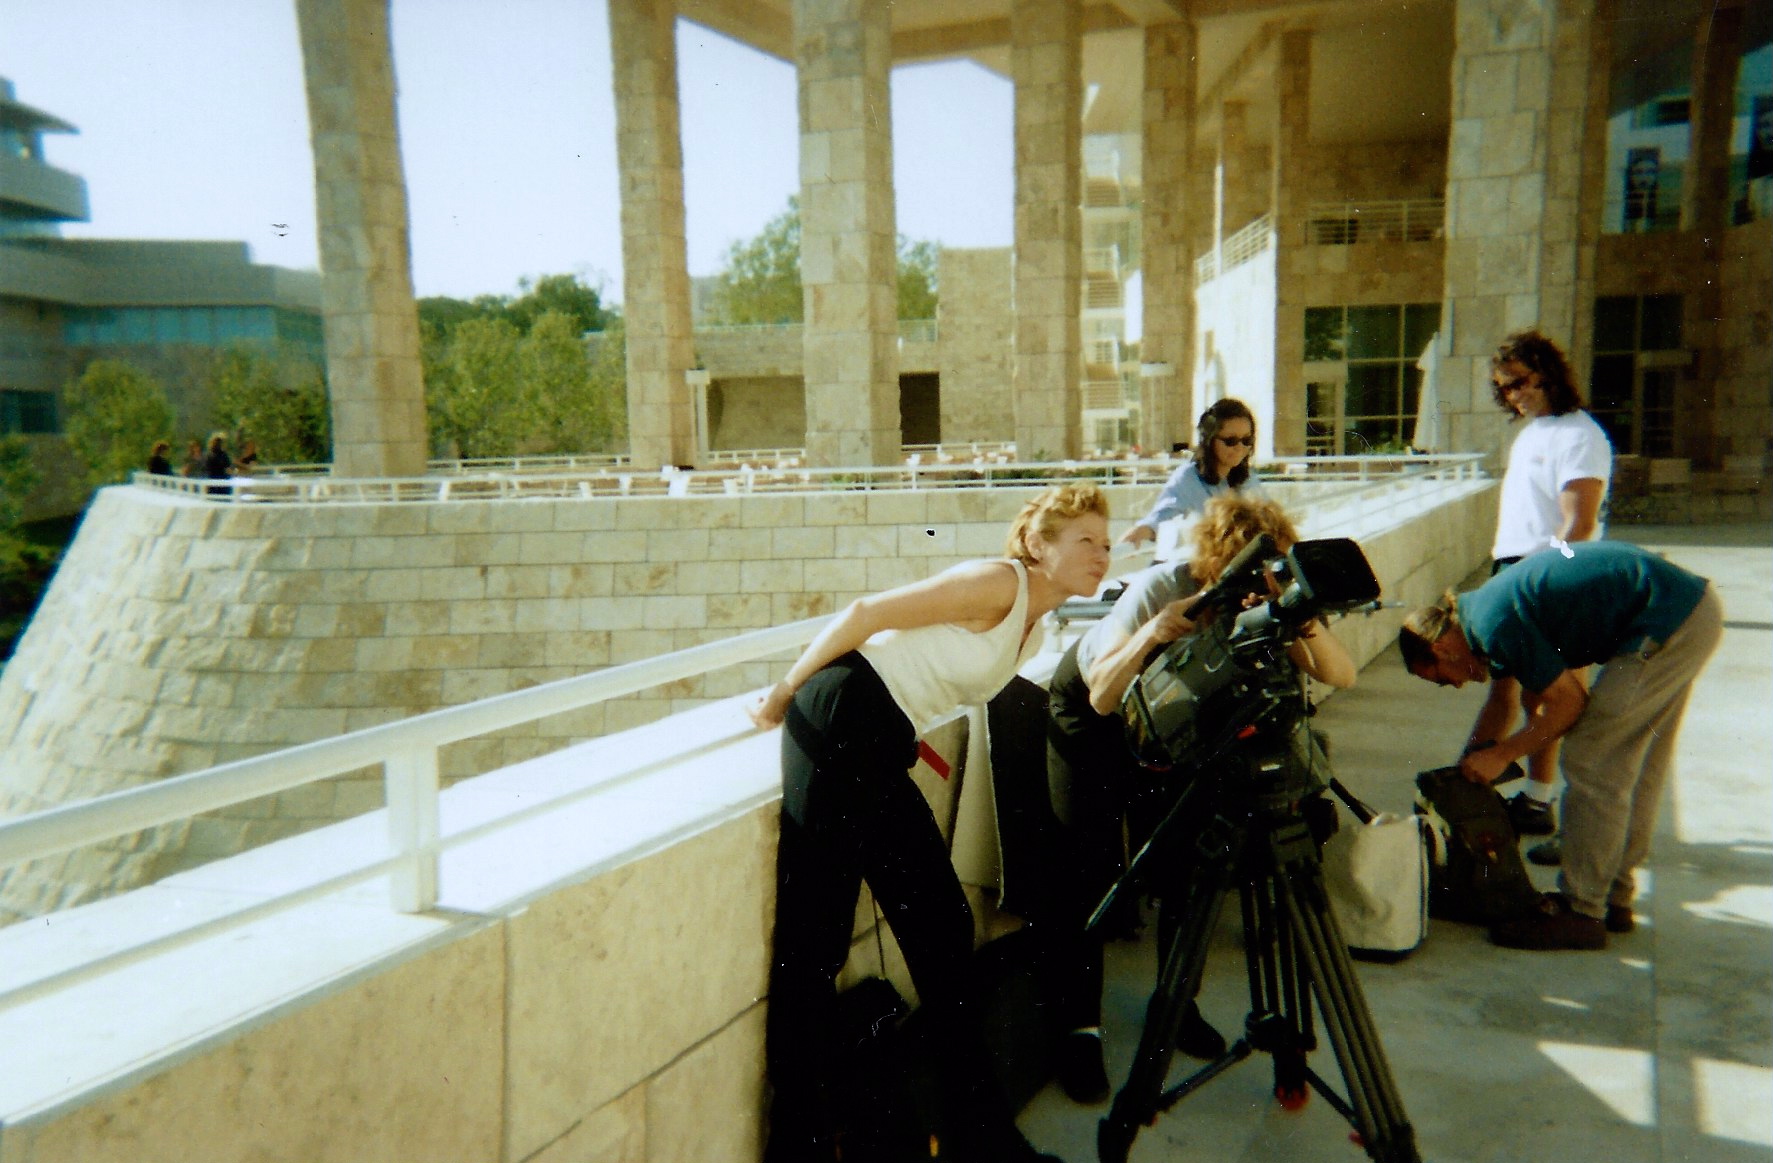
[1118,398,1265,553]
[236,439,260,475]
[203,432,233,497]
[147,440,173,476]
[180,439,204,478]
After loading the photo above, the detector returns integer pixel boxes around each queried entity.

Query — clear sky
[1,0,1015,302]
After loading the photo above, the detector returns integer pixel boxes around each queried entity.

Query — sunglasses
[1496,374,1532,394]
[1215,434,1254,447]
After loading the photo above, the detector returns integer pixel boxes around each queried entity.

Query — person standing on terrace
[1476,330,1612,862]
[748,481,1113,1163]
[1118,398,1264,550]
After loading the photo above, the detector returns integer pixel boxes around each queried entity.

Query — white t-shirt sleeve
[1553,417,1613,490]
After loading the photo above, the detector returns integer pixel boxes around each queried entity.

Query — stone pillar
[1139,20,1198,454]
[1681,0,1743,240]
[1565,0,1615,384]
[1219,101,1264,240]
[794,0,901,468]
[1269,31,1310,457]
[1440,0,1594,465]
[609,0,697,469]
[296,0,428,478]
[1011,0,1083,462]
[1680,0,1742,462]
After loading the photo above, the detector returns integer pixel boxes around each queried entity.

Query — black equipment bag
[1412,766,1541,925]
[827,977,934,1162]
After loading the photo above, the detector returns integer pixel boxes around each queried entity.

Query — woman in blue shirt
[1119,398,1262,548]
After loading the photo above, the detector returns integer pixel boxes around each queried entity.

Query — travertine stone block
[21,924,504,1163]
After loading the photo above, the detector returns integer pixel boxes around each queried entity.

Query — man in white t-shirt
[1472,331,1613,861]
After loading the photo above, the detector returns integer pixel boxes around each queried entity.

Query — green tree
[427,316,537,459]
[62,359,177,492]
[208,344,332,464]
[709,197,941,324]
[711,198,804,325]
[506,273,615,336]
[0,436,40,532]
[897,238,939,320]
[524,310,620,454]
[418,272,614,339]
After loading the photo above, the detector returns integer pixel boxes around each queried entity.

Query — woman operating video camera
[1040,494,1355,1103]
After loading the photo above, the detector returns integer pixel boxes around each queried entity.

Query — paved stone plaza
[1021,522,1773,1163]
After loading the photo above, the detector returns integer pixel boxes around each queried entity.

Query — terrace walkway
[1019,522,1773,1163]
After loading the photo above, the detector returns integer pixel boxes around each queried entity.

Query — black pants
[1038,640,1166,1032]
[766,653,1018,1161]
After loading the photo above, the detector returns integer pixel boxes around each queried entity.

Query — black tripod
[1092,723,1422,1163]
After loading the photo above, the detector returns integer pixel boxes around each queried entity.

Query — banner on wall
[1749,96,1773,180]
[1624,147,1661,227]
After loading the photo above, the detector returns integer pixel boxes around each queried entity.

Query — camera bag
[1412,766,1542,925]
[1321,780,1430,961]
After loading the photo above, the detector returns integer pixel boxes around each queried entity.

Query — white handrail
[0,616,830,881]
[132,453,1487,505]
[0,461,1491,1008]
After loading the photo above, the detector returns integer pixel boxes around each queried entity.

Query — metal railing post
[386,747,441,913]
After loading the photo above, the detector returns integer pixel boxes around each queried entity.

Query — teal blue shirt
[1455,542,1708,693]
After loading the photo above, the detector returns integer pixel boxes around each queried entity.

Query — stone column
[1564,0,1615,384]
[609,0,697,469]
[1218,100,1264,241]
[1011,0,1082,461]
[296,0,428,478]
[1269,31,1310,456]
[794,0,901,467]
[1440,0,1594,464]
[1681,0,1743,240]
[1680,0,1742,462]
[1139,20,1198,454]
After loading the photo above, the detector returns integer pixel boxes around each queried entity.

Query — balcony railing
[3,454,1492,983]
[1194,215,1274,286]
[1303,199,1445,245]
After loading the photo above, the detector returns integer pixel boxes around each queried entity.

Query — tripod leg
[1272,826,1422,1163]
[1098,856,1234,1163]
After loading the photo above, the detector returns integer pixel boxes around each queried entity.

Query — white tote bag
[1321,787,1430,962]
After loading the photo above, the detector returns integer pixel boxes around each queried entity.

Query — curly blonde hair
[1188,494,1301,585]
[1005,481,1110,565]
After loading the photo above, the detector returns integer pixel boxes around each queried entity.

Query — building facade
[637,0,1771,473]
[0,77,323,518]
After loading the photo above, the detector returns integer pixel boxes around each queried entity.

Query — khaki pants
[1557,585,1724,918]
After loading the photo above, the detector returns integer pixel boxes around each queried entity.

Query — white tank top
[858,559,1044,735]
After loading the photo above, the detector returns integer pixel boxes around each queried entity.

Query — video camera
[1119,535,1381,769]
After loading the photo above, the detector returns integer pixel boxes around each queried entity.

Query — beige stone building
[650,0,1770,475]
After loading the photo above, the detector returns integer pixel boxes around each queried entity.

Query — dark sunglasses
[1496,374,1532,394]
[1215,434,1254,447]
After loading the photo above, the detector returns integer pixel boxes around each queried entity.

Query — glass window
[153,308,182,343]
[1588,295,1686,456]
[1639,294,1683,350]
[1593,296,1636,352]
[0,390,59,434]
[1402,303,1440,358]
[1345,306,1401,360]
[1345,363,1401,420]
[1303,307,1345,362]
[184,307,214,344]
[1590,354,1635,411]
[1299,302,1438,455]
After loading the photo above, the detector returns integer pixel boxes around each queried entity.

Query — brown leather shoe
[1489,892,1606,950]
